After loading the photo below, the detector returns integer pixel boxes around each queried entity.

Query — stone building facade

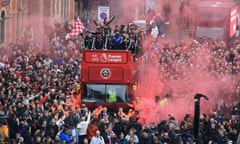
[0,0,75,45]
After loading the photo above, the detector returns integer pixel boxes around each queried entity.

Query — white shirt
[151,26,159,39]
[43,58,53,68]
[237,133,240,144]
[90,136,105,144]
[77,112,91,136]
[56,117,65,128]
[71,128,77,143]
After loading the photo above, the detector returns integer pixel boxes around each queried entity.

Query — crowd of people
[82,16,145,60]
[138,37,240,144]
[145,38,240,95]
[0,13,239,144]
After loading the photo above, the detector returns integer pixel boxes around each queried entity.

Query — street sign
[98,6,110,22]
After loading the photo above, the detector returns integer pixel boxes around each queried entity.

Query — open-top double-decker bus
[80,49,137,110]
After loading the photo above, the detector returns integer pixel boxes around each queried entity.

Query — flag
[65,17,85,40]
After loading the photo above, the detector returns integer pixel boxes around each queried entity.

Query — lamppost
[193,93,209,144]
[0,11,5,44]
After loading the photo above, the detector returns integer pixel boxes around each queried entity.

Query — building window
[75,0,81,17]
[62,0,69,20]
[0,11,5,44]
[44,0,51,17]
[28,1,40,15]
[57,0,59,16]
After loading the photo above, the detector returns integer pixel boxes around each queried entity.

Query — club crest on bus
[100,68,111,79]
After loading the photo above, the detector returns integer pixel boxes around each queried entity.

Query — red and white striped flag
[65,17,85,40]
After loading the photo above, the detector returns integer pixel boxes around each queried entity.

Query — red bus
[80,49,137,110]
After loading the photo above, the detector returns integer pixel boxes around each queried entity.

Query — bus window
[82,84,129,103]
[106,85,128,103]
[84,84,106,102]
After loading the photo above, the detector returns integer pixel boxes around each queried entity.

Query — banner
[230,5,238,37]
[98,6,110,22]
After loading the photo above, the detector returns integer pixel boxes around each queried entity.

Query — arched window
[0,11,5,44]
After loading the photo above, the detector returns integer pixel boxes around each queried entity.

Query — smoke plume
[113,0,239,125]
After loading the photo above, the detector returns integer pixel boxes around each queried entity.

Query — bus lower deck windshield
[82,84,129,103]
